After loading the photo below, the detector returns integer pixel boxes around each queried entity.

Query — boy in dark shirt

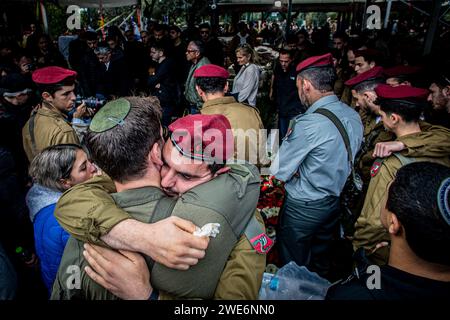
[327,162,450,300]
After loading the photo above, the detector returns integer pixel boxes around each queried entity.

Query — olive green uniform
[357,110,394,185]
[22,106,79,162]
[52,163,265,300]
[200,96,268,166]
[353,125,450,264]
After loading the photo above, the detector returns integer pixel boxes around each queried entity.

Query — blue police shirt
[270,95,363,201]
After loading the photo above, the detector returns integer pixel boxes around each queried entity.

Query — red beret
[345,66,384,87]
[384,65,423,77]
[194,64,229,79]
[32,66,77,85]
[375,84,429,100]
[296,53,333,73]
[168,114,234,163]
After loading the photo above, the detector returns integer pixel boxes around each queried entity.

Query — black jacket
[273,63,305,117]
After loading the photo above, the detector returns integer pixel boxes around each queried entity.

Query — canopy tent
[58,0,138,8]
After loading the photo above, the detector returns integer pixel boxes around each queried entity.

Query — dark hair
[189,40,205,56]
[330,48,342,60]
[279,48,294,59]
[387,75,415,86]
[169,25,181,34]
[378,98,424,123]
[36,77,76,97]
[332,31,349,43]
[198,23,211,30]
[195,77,227,94]
[298,66,336,92]
[355,50,378,65]
[151,39,171,56]
[386,162,450,266]
[85,31,98,41]
[296,28,309,38]
[105,35,117,43]
[85,96,162,183]
[285,34,298,45]
[154,23,168,33]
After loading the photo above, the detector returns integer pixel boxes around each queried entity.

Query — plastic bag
[259,261,331,300]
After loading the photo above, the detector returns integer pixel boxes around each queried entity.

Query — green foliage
[45,2,66,39]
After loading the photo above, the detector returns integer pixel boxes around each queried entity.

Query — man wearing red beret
[193,64,268,166]
[22,66,90,161]
[270,53,364,278]
[344,67,391,184]
[51,98,267,300]
[353,84,450,265]
[384,65,422,87]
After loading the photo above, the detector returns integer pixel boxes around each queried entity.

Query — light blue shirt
[270,95,363,201]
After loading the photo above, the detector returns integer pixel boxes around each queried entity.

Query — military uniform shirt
[270,95,363,201]
[353,125,450,263]
[22,107,79,162]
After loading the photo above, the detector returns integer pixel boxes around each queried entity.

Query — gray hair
[29,144,83,192]
[298,66,336,92]
[354,79,384,94]
[189,40,205,56]
[94,46,111,55]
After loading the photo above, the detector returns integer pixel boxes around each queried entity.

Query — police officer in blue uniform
[270,53,363,278]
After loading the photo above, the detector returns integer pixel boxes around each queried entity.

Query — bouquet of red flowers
[257,175,285,269]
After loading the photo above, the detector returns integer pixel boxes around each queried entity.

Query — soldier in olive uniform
[193,64,268,166]
[353,84,450,265]
[51,98,268,300]
[345,66,389,185]
[22,66,89,162]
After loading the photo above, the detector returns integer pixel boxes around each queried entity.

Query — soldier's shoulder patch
[283,119,297,140]
[370,159,384,177]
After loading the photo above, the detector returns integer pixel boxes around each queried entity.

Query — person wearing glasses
[184,40,211,114]
[231,44,261,107]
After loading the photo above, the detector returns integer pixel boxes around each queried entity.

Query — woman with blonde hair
[231,43,261,107]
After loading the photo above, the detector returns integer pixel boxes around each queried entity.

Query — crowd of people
[0,16,450,300]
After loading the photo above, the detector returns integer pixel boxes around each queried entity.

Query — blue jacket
[26,184,69,293]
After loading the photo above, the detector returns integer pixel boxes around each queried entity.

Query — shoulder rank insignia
[370,159,383,177]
